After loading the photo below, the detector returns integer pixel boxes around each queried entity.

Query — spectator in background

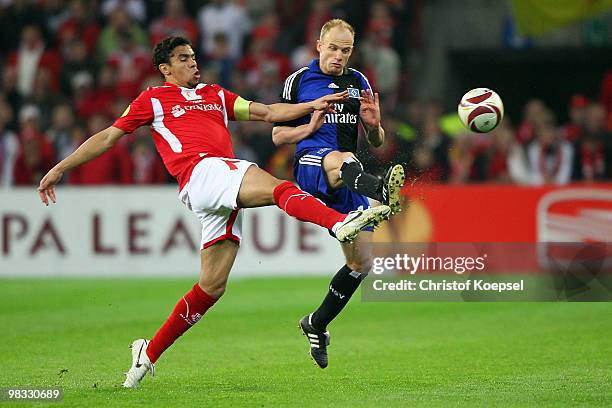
[57,0,100,55]
[41,0,70,35]
[1,66,22,122]
[481,122,530,184]
[68,113,133,184]
[517,98,548,145]
[407,143,444,183]
[237,29,291,89]
[106,29,152,99]
[361,25,400,111]
[252,63,282,104]
[0,98,18,187]
[290,29,318,71]
[359,114,401,176]
[600,68,612,131]
[395,99,424,150]
[409,113,450,182]
[58,124,87,184]
[97,6,147,61]
[0,0,46,56]
[131,129,168,184]
[46,103,76,161]
[201,33,235,88]
[198,0,251,60]
[25,68,63,130]
[231,126,260,164]
[101,0,146,24]
[60,39,96,97]
[13,104,55,185]
[448,132,476,183]
[71,71,98,118]
[573,103,610,182]
[149,0,198,47]
[8,25,60,98]
[251,10,281,46]
[562,94,588,142]
[304,0,332,50]
[366,1,395,47]
[527,120,574,185]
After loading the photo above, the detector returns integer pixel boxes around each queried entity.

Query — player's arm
[272,110,327,146]
[359,90,384,147]
[38,126,126,205]
[248,90,348,123]
[364,122,385,147]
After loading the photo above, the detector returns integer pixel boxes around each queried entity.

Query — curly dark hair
[152,36,193,74]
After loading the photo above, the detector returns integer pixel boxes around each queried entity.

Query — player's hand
[307,110,327,134]
[359,90,381,129]
[310,90,349,111]
[38,168,63,206]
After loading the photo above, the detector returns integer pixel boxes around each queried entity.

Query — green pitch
[1,278,611,407]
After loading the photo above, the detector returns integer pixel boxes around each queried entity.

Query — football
[458,88,504,133]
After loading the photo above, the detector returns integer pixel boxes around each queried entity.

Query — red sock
[146,283,217,363]
[273,181,344,230]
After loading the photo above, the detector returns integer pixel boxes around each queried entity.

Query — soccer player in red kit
[37,37,391,388]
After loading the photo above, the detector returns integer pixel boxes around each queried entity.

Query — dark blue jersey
[275,59,372,158]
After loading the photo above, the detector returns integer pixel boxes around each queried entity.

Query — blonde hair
[320,19,355,41]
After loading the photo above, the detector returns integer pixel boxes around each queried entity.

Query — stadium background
[1,0,612,406]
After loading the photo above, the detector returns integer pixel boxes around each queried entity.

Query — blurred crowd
[0,0,610,188]
[361,94,612,185]
[371,95,612,185]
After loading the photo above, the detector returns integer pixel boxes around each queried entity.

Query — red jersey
[112,82,250,189]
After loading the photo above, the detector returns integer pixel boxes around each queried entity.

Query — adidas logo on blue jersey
[327,83,340,89]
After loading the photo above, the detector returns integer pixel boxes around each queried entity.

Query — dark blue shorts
[294,148,371,230]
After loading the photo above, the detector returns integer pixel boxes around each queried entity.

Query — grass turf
[0,277,611,407]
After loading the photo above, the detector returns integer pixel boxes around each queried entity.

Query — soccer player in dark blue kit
[272,19,405,368]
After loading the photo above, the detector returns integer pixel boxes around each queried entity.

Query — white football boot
[123,339,155,388]
[332,205,391,242]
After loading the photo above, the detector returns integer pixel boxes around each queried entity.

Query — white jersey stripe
[150,97,183,153]
[217,90,228,126]
[282,69,301,100]
[299,157,322,163]
[283,67,308,100]
[348,68,373,94]
[299,159,321,166]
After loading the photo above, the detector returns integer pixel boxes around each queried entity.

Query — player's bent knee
[346,259,373,275]
[198,279,227,299]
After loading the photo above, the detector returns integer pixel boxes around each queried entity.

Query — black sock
[340,157,382,201]
[311,265,366,331]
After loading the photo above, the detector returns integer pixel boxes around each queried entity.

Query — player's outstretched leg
[338,156,405,214]
[272,180,390,242]
[381,164,406,214]
[237,166,391,242]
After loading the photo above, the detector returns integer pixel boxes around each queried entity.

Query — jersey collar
[164,82,206,91]
[309,59,347,76]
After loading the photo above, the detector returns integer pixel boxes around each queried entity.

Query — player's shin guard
[339,156,383,201]
[146,283,217,363]
[311,265,366,331]
[273,181,343,230]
